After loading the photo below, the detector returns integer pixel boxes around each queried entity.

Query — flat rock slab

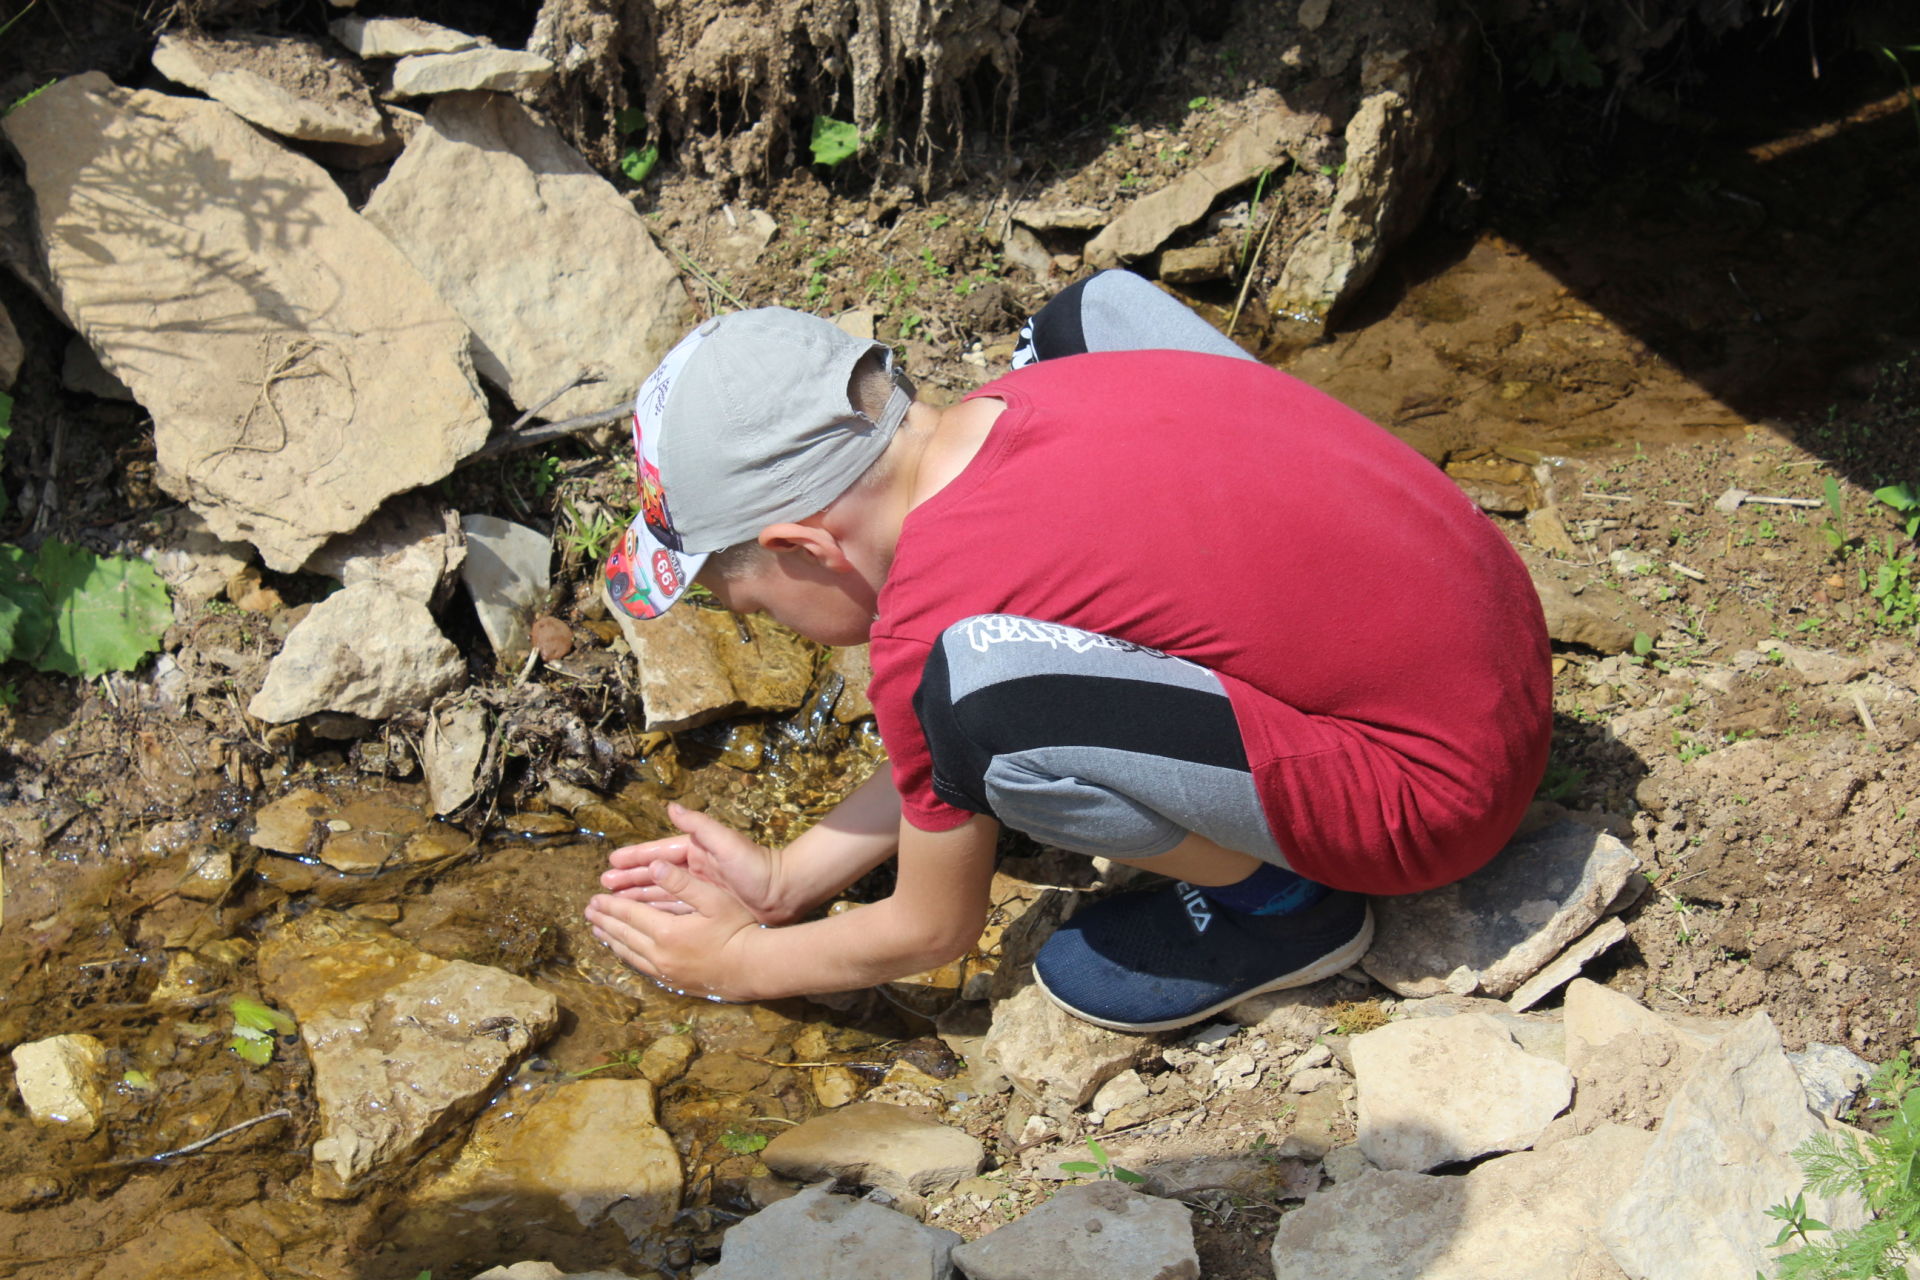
[1351,1012,1572,1171]
[1507,915,1630,1012]
[249,785,461,872]
[258,911,558,1199]
[1600,1012,1864,1280]
[3,74,490,571]
[982,982,1151,1113]
[92,1209,271,1280]
[459,514,552,667]
[422,1079,681,1244]
[1086,111,1314,267]
[1562,978,1728,1134]
[390,49,554,96]
[365,94,691,422]
[332,15,485,58]
[612,603,818,732]
[248,581,464,722]
[1270,1125,1650,1280]
[952,1181,1198,1280]
[1361,819,1637,998]
[704,1185,961,1280]
[1527,558,1659,655]
[763,1101,985,1199]
[151,32,385,144]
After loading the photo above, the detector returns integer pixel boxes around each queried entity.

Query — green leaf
[620,143,659,183]
[231,996,296,1036]
[1876,483,1918,513]
[28,541,172,678]
[614,106,647,136]
[1632,632,1653,657]
[809,116,860,166]
[718,1129,769,1155]
[1057,1161,1100,1173]
[1824,475,1844,520]
[0,544,50,665]
[228,1034,273,1066]
[1112,1166,1147,1185]
[1085,1138,1109,1162]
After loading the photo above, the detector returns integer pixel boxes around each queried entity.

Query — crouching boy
[587,272,1551,1032]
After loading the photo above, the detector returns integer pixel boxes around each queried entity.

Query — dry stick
[1226,196,1284,342]
[96,1108,292,1169]
[665,243,748,312]
[467,401,630,462]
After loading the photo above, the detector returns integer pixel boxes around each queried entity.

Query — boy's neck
[828,395,1005,587]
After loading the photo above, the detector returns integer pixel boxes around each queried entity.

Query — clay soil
[0,5,1917,1280]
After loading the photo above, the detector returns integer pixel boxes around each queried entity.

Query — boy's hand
[600,802,791,924]
[586,861,762,1001]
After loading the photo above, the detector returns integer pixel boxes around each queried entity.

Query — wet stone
[11,1034,106,1131]
[611,605,818,733]
[637,1032,695,1087]
[762,1101,986,1199]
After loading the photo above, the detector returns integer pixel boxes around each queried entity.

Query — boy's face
[696,554,876,648]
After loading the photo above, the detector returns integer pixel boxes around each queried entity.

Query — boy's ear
[758,522,852,571]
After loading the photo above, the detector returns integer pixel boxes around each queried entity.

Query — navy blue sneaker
[1032,882,1374,1032]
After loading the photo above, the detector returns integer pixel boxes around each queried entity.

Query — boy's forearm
[768,768,905,915]
[737,813,999,1000]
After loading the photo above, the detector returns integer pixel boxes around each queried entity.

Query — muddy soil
[0,5,1916,1280]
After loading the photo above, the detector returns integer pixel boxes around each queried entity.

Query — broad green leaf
[29,541,172,678]
[620,143,659,183]
[0,543,50,665]
[1057,1161,1100,1173]
[231,996,296,1036]
[1631,632,1653,657]
[809,116,860,166]
[1876,483,1918,512]
[1113,1167,1147,1185]
[614,106,647,136]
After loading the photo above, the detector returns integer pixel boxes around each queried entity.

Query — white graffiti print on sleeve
[961,615,1171,660]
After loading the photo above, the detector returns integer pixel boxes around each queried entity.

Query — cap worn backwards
[602,308,911,622]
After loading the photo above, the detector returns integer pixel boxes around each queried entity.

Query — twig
[1743,495,1824,508]
[467,402,630,461]
[97,1108,291,1168]
[1852,689,1880,737]
[1581,492,1635,502]
[1226,195,1284,342]
[665,243,748,312]
[505,371,602,435]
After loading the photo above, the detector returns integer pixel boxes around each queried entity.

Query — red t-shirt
[868,351,1551,894]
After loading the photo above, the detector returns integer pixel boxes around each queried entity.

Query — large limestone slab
[703,1185,961,1280]
[390,50,555,97]
[611,603,818,733]
[1085,111,1314,268]
[331,15,484,58]
[258,911,559,1199]
[1362,819,1636,997]
[1600,1012,1865,1280]
[952,1181,1198,1280]
[1351,1012,1573,1171]
[762,1101,985,1199]
[365,94,691,422]
[423,1079,681,1244]
[151,32,385,145]
[1269,1125,1650,1280]
[248,581,464,722]
[3,74,490,571]
[1562,979,1728,1134]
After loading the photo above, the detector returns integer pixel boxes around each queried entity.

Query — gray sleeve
[1010,269,1255,368]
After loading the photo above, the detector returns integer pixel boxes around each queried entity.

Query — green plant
[1768,1001,1920,1277]
[1821,476,1852,555]
[1876,484,1920,540]
[1526,31,1603,88]
[228,996,296,1067]
[0,539,173,678]
[1060,1136,1146,1185]
[1188,95,1212,111]
[561,501,621,564]
[571,1048,646,1079]
[1538,758,1587,804]
[718,1127,770,1155]
[809,116,861,166]
[1861,538,1919,633]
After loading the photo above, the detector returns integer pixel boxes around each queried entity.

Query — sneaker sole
[1030,902,1376,1034]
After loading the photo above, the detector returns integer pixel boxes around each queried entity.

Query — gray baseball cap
[603,308,911,621]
